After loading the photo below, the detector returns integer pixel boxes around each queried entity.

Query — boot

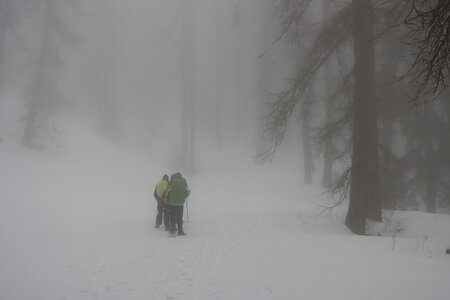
[169,227,177,236]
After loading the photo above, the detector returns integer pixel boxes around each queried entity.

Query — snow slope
[1,119,450,300]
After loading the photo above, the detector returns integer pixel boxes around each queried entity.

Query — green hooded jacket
[155,179,169,198]
[166,177,189,206]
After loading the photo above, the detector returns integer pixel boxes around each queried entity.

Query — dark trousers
[168,204,184,231]
[155,206,169,227]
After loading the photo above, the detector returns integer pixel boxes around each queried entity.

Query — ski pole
[186,197,189,223]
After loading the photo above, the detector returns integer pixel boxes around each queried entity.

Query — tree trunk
[379,116,395,208]
[22,0,53,147]
[424,104,437,213]
[97,0,118,141]
[182,0,195,173]
[380,119,394,162]
[215,0,224,149]
[378,29,404,209]
[322,70,333,188]
[254,0,274,160]
[0,0,10,76]
[346,0,381,235]
[321,0,334,189]
[302,116,314,184]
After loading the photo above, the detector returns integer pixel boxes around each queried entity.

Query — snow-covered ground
[1,119,450,300]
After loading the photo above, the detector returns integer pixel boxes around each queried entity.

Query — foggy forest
[1,0,450,299]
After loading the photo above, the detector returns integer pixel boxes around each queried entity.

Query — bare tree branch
[260,3,352,161]
[398,0,450,100]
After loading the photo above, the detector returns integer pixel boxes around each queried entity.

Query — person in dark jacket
[165,172,190,236]
[154,174,169,230]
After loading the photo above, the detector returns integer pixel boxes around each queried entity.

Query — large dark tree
[265,0,383,234]
[345,0,382,234]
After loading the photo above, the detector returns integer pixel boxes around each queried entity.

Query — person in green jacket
[154,174,169,230]
[166,172,190,236]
